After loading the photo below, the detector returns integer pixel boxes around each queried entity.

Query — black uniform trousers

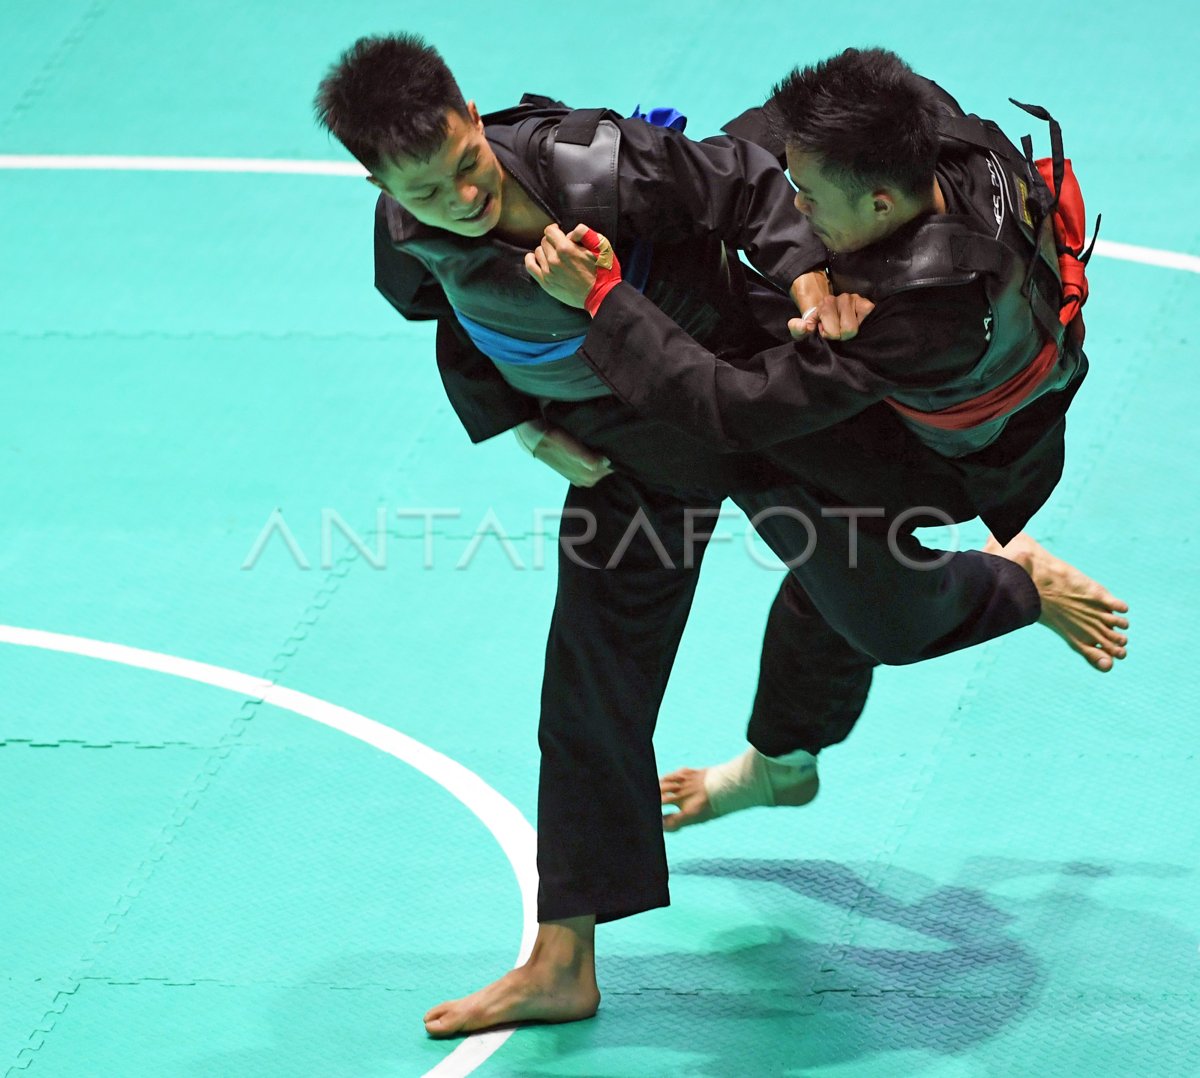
[535,396,1040,923]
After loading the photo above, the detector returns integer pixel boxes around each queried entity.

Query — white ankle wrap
[703,746,818,817]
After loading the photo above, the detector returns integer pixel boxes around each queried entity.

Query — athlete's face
[369,102,503,237]
[785,148,894,254]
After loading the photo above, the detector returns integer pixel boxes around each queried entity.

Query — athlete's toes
[1066,632,1112,671]
[661,768,694,785]
[424,1004,461,1037]
[424,1002,447,1023]
[1096,625,1129,654]
[1095,624,1127,652]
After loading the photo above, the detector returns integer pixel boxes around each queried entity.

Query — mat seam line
[806,315,1153,997]
[6,532,368,1074]
[8,403,450,1073]
[0,0,110,142]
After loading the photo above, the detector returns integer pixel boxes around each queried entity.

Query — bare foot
[424,917,600,1038]
[985,532,1130,672]
[660,767,715,831]
[661,750,819,831]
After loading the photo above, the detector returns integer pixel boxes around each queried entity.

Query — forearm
[579,285,884,451]
[618,123,826,288]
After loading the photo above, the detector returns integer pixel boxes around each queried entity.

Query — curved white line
[0,624,537,1078]
[0,154,1197,273]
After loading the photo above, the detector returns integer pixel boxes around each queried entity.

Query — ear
[871,191,895,216]
[466,99,483,130]
[365,176,385,192]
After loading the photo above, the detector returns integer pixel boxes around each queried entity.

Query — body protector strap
[469,96,683,288]
[829,102,1092,457]
[376,95,693,349]
[545,108,623,241]
[537,102,687,292]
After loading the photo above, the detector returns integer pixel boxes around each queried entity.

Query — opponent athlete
[531,46,1126,833]
[313,35,1127,1036]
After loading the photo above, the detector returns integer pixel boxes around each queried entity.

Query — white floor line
[0,154,365,175]
[0,145,1191,1069]
[0,624,536,1078]
[0,153,1197,273]
[1091,239,1200,274]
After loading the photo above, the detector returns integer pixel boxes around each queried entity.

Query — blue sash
[454,311,585,365]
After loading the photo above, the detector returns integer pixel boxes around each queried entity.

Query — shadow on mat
[510,856,1194,1077]
[178,857,1195,1077]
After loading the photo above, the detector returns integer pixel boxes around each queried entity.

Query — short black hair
[314,33,469,172]
[767,47,940,200]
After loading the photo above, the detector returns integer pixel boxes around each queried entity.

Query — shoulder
[376,192,411,242]
[374,192,440,248]
[915,75,968,118]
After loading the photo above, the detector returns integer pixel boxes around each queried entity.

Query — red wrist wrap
[580,228,623,317]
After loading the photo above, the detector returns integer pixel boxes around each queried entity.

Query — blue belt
[453,311,586,365]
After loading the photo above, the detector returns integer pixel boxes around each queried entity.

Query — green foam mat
[4,2,1199,1075]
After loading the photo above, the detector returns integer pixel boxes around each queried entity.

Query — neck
[493,164,553,245]
[879,179,944,242]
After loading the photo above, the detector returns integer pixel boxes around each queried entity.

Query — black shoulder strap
[1009,99,1065,213]
[545,108,623,238]
[480,92,569,128]
[553,108,610,146]
[936,111,1032,175]
[834,217,1010,301]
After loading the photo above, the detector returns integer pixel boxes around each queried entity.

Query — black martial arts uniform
[574,87,1086,782]
[374,107,1038,922]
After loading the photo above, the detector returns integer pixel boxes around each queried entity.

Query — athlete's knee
[860,638,923,665]
[834,618,926,665]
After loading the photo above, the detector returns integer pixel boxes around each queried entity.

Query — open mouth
[460,194,491,222]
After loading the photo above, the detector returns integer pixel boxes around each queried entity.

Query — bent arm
[578,282,990,451]
[614,121,826,288]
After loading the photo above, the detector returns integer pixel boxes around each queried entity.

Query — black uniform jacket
[576,133,1085,543]
[374,112,824,444]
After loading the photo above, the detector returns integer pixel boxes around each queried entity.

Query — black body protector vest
[828,106,1084,458]
[381,103,604,342]
[379,102,640,402]
[379,98,741,371]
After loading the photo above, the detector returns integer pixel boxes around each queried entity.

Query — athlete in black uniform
[313,36,1128,1036]
[533,46,1130,834]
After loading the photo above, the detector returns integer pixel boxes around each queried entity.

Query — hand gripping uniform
[371,97,1043,924]
[374,96,814,496]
